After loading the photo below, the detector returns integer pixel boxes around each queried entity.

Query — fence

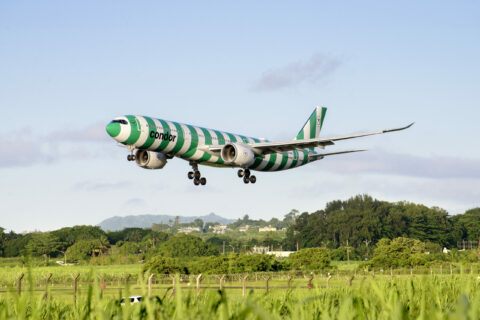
[3,265,480,303]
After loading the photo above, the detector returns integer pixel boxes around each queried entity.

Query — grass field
[2,263,480,319]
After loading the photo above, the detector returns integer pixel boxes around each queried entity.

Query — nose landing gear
[238,169,256,184]
[188,162,207,186]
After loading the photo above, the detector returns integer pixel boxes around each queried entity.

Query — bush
[65,239,108,262]
[289,247,331,270]
[143,256,187,274]
[149,234,219,258]
[366,237,429,268]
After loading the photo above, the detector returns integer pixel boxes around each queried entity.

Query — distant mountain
[98,213,236,231]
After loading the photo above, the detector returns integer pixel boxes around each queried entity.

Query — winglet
[383,122,415,133]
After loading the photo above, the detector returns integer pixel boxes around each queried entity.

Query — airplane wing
[244,122,414,155]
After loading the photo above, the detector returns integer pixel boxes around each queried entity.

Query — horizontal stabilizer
[309,149,366,159]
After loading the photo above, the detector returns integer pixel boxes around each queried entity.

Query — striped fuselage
[111,115,319,172]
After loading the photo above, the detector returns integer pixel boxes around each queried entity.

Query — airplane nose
[106,122,121,138]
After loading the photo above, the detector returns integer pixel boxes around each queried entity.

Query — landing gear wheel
[245,169,251,178]
[132,155,136,161]
[193,178,200,186]
[249,175,256,184]
[194,171,201,179]
[127,155,132,161]
[200,177,207,185]
[237,169,244,178]
[188,171,194,180]
[243,176,250,184]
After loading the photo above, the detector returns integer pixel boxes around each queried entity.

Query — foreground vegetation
[1,271,480,319]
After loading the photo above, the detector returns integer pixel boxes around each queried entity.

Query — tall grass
[1,270,480,319]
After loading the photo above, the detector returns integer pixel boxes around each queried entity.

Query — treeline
[1,195,480,263]
[285,195,480,251]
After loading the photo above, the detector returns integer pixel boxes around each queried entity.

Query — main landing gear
[188,162,207,186]
[126,146,136,161]
[238,169,256,184]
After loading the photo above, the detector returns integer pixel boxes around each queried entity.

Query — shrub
[367,237,428,268]
[143,256,187,274]
[288,247,331,270]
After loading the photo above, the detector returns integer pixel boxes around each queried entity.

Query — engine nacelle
[221,143,255,167]
[135,150,168,169]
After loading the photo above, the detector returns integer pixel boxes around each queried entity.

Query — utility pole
[346,239,350,265]
[364,239,370,259]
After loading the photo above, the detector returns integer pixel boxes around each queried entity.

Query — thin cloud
[0,130,54,168]
[252,53,341,92]
[316,151,480,179]
[0,122,110,168]
[122,198,148,211]
[48,122,109,143]
[73,180,129,192]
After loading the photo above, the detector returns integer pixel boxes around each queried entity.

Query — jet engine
[135,150,168,169]
[221,143,255,167]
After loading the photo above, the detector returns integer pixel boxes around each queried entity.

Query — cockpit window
[111,120,128,125]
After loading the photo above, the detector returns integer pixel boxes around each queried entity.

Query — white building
[259,226,277,232]
[267,251,295,258]
[211,224,229,234]
[178,226,201,234]
[252,245,269,254]
[238,225,249,232]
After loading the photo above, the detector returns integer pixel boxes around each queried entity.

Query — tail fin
[295,106,327,142]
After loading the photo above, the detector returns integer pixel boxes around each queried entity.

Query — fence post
[265,275,271,293]
[148,274,154,296]
[430,267,433,275]
[450,264,453,276]
[17,273,24,295]
[196,274,202,296]
[440,265,443,274]
[242,274,248,297]
[307,273,314,289]
[125,274,131,287]
[287,275,292,289]
[44,273,53,300]
[99,275,105,295]
[372,268,375,278]
[219,274,226,290]
[349,275,355,287]
[326,275,332,289]
[170,275,176,297]
[72,273,80,305]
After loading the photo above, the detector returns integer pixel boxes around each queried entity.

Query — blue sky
[1,1,479,232]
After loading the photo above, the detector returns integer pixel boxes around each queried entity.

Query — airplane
[105,106,413,186]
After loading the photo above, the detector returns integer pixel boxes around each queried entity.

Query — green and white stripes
[295,106,327,149]
[107,109,324,172]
